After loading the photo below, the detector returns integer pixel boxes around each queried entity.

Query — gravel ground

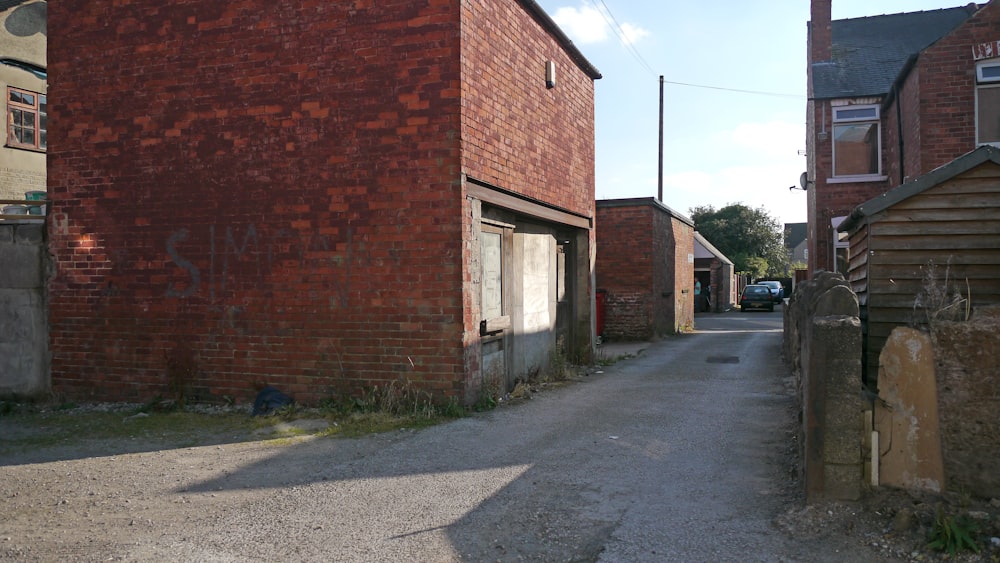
[2,310,998,561]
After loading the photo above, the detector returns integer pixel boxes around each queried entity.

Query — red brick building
[595,198,695,339]
[47,1,601,405]
[806,1,1000,276]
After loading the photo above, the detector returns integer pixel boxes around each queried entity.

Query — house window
[976,60,1000,146]
[7,87,46,151]
[832,105,880,177]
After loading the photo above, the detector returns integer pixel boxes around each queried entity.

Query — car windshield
[745,286,768,295]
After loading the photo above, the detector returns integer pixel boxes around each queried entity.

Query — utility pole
[658,75,664,202]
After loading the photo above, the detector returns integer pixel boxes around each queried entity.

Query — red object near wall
[595,289,607,337]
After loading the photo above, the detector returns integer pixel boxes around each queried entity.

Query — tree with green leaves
[689,203,788,280]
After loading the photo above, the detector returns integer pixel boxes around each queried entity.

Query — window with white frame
[976,59,1000,146]
[7,87,46,151]
[832,104,880,177]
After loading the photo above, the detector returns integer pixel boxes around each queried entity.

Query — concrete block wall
[0,222,48,398]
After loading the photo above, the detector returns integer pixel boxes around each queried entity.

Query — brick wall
[915,3,1000,171]
[664,214,694,330]
[596,200,692,339]
[459,1,596,218]
[883,66,924,186]
[597,204,653,340]
[48,0,597,406]
[458,0,597,374]
[47,1,472,404]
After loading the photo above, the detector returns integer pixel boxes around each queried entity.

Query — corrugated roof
[812,5,977,100]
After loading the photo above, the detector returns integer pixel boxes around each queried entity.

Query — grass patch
[0,379,469,454]
[0,406,254,454]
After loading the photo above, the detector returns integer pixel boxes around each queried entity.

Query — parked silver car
[759,280,784,303]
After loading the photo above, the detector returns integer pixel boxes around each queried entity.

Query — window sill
[826,175,887,184]
[4,144,46,154]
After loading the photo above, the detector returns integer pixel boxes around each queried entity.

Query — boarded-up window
[481,230,502,320]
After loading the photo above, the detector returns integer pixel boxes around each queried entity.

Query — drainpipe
[894,83,905,184]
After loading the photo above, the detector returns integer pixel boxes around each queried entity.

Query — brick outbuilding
[47,1,601,405]
[595,198,695,340]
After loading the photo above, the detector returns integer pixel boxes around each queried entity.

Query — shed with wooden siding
[839,145,1000,384]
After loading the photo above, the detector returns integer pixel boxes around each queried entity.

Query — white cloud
[552,6,608,44]
[551,4,649,46]
[723,120,805,160]
[620,22,650,45]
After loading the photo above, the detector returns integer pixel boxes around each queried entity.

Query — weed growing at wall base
[927,509,981,555]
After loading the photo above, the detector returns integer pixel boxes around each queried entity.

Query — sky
[533,0,974,226]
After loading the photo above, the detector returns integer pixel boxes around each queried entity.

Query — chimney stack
[810,0,832,63]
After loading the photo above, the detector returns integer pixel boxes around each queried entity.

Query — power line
[589,0,656,76]
[587,1,804,99]
[663,79,804,99]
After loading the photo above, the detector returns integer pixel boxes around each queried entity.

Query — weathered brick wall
[457,0,598,380]
[662,214,694,331]
[596,204,653,340]
[884,4,1000,184]
[459,1,596,218]
[596,200,690,339]
[883,66,923,187]
[48,1,470,404]
[914,3,1000,171]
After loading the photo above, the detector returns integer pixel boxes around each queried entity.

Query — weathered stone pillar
[803,315,863,502]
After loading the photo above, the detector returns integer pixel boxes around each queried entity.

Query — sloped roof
[694,232,734,266]
[839,145,1000,232]
[812,5,977,100]
[784,222,807,249]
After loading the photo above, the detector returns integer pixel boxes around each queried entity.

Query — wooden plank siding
[846,167,1000,383]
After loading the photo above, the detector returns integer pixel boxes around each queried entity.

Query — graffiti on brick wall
[165,224,355,308]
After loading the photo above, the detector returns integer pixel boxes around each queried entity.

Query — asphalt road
[162,307,808,561]
[5,307,885,561]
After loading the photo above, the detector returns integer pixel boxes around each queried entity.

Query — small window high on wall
[977,60,1000,146]
[7,87,46,151]
[832,105,880,178]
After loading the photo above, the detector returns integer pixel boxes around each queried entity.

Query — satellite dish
[799,172,809,190]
